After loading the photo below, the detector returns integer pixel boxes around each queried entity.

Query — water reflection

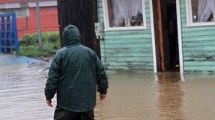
[1,62,215,120]
[95,71,160,120]
[156,72,184,120]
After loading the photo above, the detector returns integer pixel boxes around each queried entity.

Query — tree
[57,0,100,58]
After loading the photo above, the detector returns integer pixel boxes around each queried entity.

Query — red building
[0,0,59,39]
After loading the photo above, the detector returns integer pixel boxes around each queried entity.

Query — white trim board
[149,0,157,73]
[176,0,184,73]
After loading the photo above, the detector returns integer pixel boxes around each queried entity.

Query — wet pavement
[1,54,215,120]
[0,53,39,66]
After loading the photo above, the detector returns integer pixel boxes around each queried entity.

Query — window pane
[191,0,215,22]
[107,0,144,27]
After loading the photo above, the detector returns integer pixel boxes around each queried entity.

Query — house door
[152,0,179,72]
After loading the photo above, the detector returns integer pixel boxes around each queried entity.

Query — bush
[20,34,39,46]
[18,32,61,57]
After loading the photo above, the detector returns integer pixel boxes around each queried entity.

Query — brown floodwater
[0,63,215,120]
[95,71,215,120]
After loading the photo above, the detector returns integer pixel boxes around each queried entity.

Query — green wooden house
[96,0,215,73]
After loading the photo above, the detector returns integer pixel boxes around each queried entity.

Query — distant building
[0,0,59,39]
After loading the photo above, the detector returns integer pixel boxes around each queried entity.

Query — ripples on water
[1,64,215,120]
[95,72,215,120]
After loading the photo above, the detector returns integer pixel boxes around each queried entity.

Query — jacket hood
[62,25,80,45]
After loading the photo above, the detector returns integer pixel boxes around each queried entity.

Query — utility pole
[36,0,42,49]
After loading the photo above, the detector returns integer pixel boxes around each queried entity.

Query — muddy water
[1,63,215,120]
[95,72,215,120]
[0,64,53,120]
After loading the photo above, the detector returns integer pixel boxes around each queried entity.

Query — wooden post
[157,0,165,71]
[57,0,101,58]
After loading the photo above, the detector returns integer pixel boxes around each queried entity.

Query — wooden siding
[17,7,59,39]
[180,0,215,72]
[98,0,154,71]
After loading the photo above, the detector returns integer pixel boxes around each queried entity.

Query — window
[187,0,215,26]
[0,9,29,18]
[103,0,146,30]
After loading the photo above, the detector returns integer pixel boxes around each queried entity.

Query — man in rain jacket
[44,25,108,120]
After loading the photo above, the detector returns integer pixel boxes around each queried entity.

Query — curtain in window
[112,0,143,27]
[197,0,215,22]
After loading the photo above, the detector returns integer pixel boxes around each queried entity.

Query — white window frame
[186,0,215,27]
[102,0,147,31]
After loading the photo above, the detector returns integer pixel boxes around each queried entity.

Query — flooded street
[95,72,215,120]
[1,54,215,120]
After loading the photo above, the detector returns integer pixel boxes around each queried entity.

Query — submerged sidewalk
[0,54,215,120]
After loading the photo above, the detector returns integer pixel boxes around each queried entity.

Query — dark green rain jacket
[44,25,108,112]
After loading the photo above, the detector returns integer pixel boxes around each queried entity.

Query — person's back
[45,25,108,120]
